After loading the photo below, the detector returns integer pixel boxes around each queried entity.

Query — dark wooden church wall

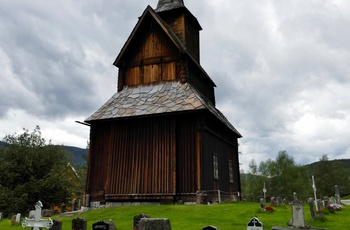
[187,65,215,105]
[200,120,239,194]
[88,116,177,201]
[184,17,200,62]
[86,124,111,200]
[175,114,200,196]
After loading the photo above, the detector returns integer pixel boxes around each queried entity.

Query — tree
[241,159,266,201]
[242,151,311,200]
[267,151,310,197]
[313,154,349,198]
[0,126,74,216]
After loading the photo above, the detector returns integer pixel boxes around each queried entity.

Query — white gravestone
[288,193,310,228]
[22,201,53,230]
[16,213,21,223]
[247,217,263,230]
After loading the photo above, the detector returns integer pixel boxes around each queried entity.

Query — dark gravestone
[133,214,150,229]
[61,204,66,213]
[42,209,51,217]
[72,217,87,230]
[202,225,219,230]
[92,220,117,230]
[308,198,316,220]
[139,218,171,230]
[72,200,78,211]
[51,220,62,230]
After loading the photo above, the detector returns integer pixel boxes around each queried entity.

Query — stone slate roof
[85,82,241,137]
[155,0,185,12]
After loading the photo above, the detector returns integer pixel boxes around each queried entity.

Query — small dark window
[213,154,219,179]
[229,161,234,183]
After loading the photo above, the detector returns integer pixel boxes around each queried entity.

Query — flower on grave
[317,209,324,214]
[327,203,343,212]
[265,206,273,211]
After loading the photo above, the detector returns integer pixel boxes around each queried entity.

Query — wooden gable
[121,14,180,86]
[113,6,216,106]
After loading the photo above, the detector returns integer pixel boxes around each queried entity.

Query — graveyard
[1,201,349,230]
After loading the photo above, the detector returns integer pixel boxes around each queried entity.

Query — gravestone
[16,213,21,223]
[323,197,329,207]
[288,194,309,228]
[202,225,219,230]
[92,220,117,230]
[260,198,266,210]
[0,212,2,220]
[308,198,316,220]
[42,209,51,217]
[270,197,276,207]
[72,217,87,230]
[276,197,282,206]
[335,185,340,204]
[61,204,66,213]
[51,220,62,230]
[72,199,78,211]
[139,218,171,230]
[21,201,53,230]
[133,213,150,229]
[247,217,263,230]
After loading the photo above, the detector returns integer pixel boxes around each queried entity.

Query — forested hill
[306,159,350,175]
[0,141,88,166]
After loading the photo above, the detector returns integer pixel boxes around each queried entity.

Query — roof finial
[156,0,185,12]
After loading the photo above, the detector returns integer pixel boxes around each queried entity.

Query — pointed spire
[156,0,185,12]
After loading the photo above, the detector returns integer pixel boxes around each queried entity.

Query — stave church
[84,0,242,206]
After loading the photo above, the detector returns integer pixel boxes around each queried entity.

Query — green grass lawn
[1,202,349,230]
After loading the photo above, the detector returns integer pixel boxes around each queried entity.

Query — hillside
[305,159,350,175]
[0,141,88,166]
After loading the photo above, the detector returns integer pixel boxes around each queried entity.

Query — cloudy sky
[1,0,350,171]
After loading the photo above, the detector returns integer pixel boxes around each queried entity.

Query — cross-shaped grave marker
[22,201,53,230]
[247,217,263,230]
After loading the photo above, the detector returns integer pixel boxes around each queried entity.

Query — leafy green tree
[313,154,349,197]
[242,151,311,200]
[241,159,266,201]
[267,151,310,197]
[0,126,74,216]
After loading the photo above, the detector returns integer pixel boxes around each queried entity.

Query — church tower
[114,0,215,105]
